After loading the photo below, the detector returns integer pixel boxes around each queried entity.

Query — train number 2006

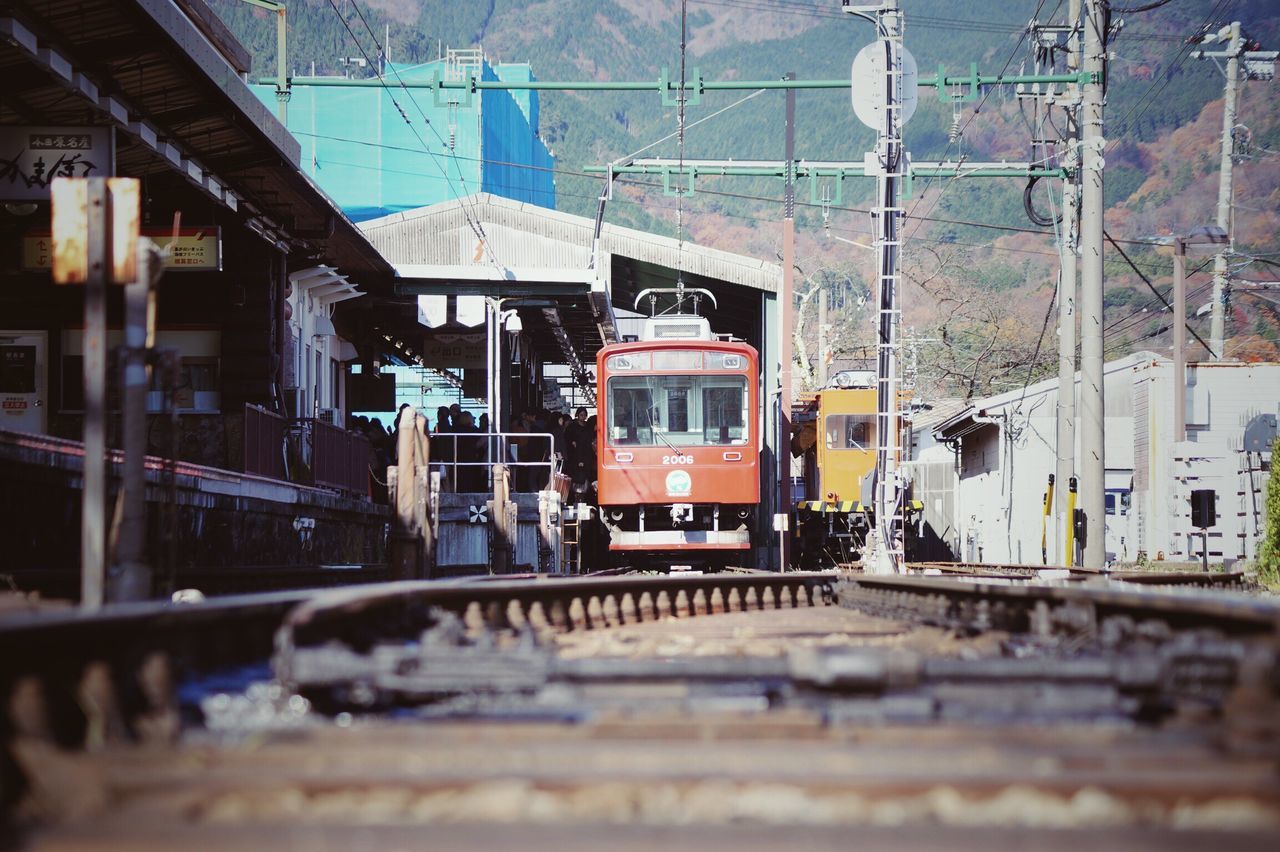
[662,454,693,465]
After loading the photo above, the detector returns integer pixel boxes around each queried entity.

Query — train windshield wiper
[641,380,681,455]
[647,414,681,455]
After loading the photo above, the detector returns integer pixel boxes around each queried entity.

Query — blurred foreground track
[4,572,1280,849]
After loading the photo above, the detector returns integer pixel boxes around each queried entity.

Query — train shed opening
[359,194,785,569]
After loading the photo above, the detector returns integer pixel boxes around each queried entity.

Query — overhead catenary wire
[285,128,1280,271]
[330,0,505,271]
[901,0,1060,245]
[1105,0,1233,150]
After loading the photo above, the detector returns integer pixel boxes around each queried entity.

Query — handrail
[428,430,562,493]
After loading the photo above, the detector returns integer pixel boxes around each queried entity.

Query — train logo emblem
[665,470,692,497]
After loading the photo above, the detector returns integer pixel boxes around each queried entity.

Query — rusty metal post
[52,178,141,606]
[491,463,511,574]
[81,181,108,608]
[390,405,421,580]
[415,413,432,577]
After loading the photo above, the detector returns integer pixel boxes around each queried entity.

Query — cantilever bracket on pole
[807,168,846,205]
[662,166,695,197]
[429,71,475,108]
[936,62,982,102]
[659,67,702,106]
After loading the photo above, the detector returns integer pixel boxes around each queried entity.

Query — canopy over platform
[359,193,781,372]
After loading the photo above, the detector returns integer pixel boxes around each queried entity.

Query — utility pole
[846,0,908,575]
[1173,237,1188,442]
[239,0,290,123]
[1209,21,1241,360]
[1056,184,1079,565]
[1193,23,1278,358]
[1056,0,1081,565]
[780,73,796,571]
[817,284,829,389]
[1078,0,1107,569]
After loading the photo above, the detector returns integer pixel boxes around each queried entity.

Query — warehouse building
[929,354,1278,568]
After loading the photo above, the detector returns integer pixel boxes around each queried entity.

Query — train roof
[598,338,758,357]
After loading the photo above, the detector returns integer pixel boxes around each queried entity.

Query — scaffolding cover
[252,59,555,222]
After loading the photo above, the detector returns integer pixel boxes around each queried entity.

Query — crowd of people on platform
[351,403,598,500]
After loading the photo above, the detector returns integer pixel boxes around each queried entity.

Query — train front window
[825,414,875,450]
[608,374,748,446]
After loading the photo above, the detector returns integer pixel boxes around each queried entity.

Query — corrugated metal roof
[360,193,781,293]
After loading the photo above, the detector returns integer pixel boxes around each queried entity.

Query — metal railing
[243,404,286,480]
[312,417,371,496]
[243,405,372,497]
[429,431,561,493]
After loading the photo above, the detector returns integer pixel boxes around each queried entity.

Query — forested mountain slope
[207,0,1280,389]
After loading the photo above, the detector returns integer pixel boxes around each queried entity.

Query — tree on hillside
[909,246,1057,400]
[1258,437,1280,587]
[793,263,872,391]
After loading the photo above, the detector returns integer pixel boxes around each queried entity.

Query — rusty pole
[82,180,108,607]
[391,404,420,580]
[779,73,796,572]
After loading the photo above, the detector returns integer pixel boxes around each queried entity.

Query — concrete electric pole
[1193,22,1279,358]
[1209,21,1242,360]
[1055,0,1081,566]
[1077,0,1107,569]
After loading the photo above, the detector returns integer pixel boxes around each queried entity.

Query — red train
[595,293,760,570]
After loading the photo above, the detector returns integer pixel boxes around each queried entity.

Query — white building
[928,353,1278,567]
[285,266,362,424]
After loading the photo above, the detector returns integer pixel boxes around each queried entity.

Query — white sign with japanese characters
[0,126,113,202]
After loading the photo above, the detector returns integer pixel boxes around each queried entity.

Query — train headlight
[737,508,750,519]
[610,509,624,521]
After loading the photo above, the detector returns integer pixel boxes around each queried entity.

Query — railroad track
[5,570,1280,845]
[0,572,834,749]
[908,561,1249,588]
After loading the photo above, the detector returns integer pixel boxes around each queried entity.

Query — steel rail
[842,574,1280,638]
[908,561,1248,588]
[276,572,838,654]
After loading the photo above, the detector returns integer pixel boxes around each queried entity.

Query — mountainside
[206,0,1280,388]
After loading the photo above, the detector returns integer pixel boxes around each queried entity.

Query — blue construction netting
[251,58,555,222]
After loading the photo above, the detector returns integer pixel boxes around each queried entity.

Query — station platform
[0,429,388,601]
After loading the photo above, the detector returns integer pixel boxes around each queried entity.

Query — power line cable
[1103,229,1214,353]
[333,0,504,270]
[1106,0,1232,150]
[902,0,1059,246]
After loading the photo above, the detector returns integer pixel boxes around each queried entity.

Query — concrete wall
[1132,360,1280,565]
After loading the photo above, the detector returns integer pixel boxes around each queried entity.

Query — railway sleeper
[266,604,1258,728]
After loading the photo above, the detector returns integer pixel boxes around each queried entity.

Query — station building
[0,0,796,589]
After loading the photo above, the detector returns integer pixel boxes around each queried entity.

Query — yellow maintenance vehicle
[791,372,920,568]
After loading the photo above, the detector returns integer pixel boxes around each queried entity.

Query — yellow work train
[791,372,916,568]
